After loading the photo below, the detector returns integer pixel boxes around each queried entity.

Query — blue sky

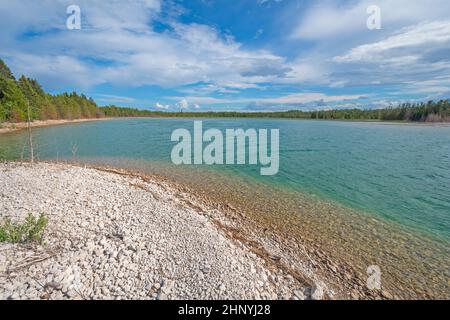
[1,0,450,111]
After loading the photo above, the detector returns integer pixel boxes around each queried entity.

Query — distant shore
[0,118,112,135]
[2,116,450,137]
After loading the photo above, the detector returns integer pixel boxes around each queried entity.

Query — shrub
[0,213,48,244]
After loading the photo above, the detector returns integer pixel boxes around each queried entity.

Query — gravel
[0,162,316,300]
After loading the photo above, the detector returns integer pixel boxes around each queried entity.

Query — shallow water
[1,118,449,297]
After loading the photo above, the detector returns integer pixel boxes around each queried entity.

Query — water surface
[1,118,449,298]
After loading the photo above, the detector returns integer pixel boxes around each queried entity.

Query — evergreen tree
[0,59,15,81]
[0,79,28,122]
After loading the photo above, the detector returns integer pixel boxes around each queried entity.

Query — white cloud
[291,0,450,40]
[257,0,283,6]
[155,102,170,110]
[281,0,450,96]
[0,0,289,90]
[325,19,450,92]
[254,93,367,105]
[1,0,449,106]
[334,21,450,63]
[97,94,137,104]
[169,92,367,107]
[177,99,189,109]
[222,82,261,90]
[4,53,102,89]
[398,76,450,97]
[171,96,228,105]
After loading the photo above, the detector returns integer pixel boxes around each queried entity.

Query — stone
[293,289,305,300]
[0,163,340,301]
[95,249,104,257]
[200,265,211,274]
[311,282,325,300]
[45,281,62,291]
[382,290,394,300]
[66,290,78,299]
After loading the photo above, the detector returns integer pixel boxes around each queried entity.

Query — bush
[0,213,48,244]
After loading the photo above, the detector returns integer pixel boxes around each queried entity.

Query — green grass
[0,213,48,244]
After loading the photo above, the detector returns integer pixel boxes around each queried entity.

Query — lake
[1,118,449,297]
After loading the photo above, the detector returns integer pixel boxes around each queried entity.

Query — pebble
[311,282,325,300]
[0,163,317,300]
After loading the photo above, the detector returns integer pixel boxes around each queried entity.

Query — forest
[1,58,449,123]
[141,102,450,122]
[0,58,156,122]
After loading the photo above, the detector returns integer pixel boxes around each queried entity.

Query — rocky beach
[0,162,330,300]
[0,119,111,135]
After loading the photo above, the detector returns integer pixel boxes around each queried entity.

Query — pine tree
[0,59,15,81]
[0,79,28,122]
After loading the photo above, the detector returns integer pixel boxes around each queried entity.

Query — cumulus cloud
[1,0,449,108]
[169,93,367,107]
[0,0,290,90]
[171,96,231,105]
[155,102,170,110]
[334,21,450,63]
[97,94,137,104]
[177,99,189,109]
[291,0,450,40]
[4,53,102,89]
[253,93,367,105]
[328,20,450,88]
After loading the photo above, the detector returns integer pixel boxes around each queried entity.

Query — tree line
[0,58,157,122]
[0,59,100,122]
[1,58,449,123]
[138,102,450,122]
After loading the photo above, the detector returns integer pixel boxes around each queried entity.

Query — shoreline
[0,162,330,300]
[0,118,113,135]
[1,117,449,137]
[1,161,399,300]
[2,161,448,299]
[74,158,449,300]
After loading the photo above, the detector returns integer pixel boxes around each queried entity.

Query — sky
[1,0,450,112]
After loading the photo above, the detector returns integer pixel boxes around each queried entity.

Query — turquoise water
[1,118,450,242]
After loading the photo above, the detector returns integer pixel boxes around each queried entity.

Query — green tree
[0,78,28,122]
[0,59,15,81]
